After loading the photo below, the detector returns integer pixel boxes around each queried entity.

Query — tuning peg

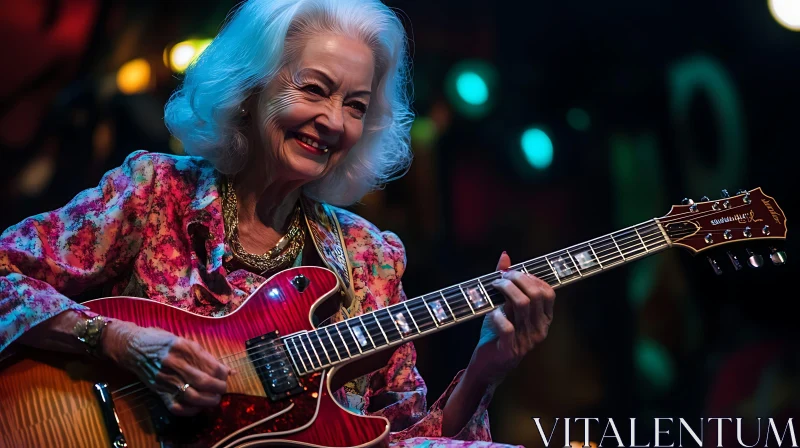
[726,251,743,270]
[681,198,694,205]
[721,189,730,198]
[700,196,710,202]
[745,249,764,268]
[737,189,748,195]
[769,247,787,266]
[707,256,723,275]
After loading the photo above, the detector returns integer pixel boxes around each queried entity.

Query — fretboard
[283,219,670,375]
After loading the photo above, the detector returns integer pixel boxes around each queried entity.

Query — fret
[287,337,307,373]
[372,313,390,345]
[520,264,530,274]
[464,281,491,310]
[333,323,353,358]
[422,296,441,327]
[634,227,649,253]
[458,285,477,315]
[323,326,343,361]
[572,246,600,272]
[566,250,583,277]
[610,234,625,261]
[617,229,648,258]
[402,302,421,333]
[298,335,317,370]
[544,257,562,284]
[388,306,407,338]
[439,291,458,321]
[405,298,437,331]
[549,253,580,282]
[375,309,403,343]
[341,320,364,354]
[305,333,323,368]
[311,331,332,365]
[356,316,377,349]
[475,279,494,307]
[424,293,455,325]
[588,243,603,268]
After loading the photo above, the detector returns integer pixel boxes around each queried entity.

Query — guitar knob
[762,225,770,235]
[723,229,732,240]
[700,196,710,202]
[743,193,751,204]
[707,257,723,275]
[745,249,764,268]
[723,200,730,209]
[705,233,714,244]
[682,198,694,205]
[769,247,788,266]
[689,203,698,212]
[721,189,730,198]
[726,251,742,270]
[743,226,752,238]
[712,201,721,210]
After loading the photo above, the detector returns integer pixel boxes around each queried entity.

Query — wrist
[99,320,136,363]
[73,314,111,358]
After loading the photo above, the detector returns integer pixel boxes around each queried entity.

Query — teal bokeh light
[455,72,489,105]
[444,59,498,119]
[520,128,553,170]
[566,108,591,131]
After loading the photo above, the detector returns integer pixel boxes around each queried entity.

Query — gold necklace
[221,176,305,274]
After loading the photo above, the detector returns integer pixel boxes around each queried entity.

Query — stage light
[444,59,498,119]
[116,58,151,95]
[410,116,437,146]
[168,38,213,73]
[520,127,553,170]
[566,108,591,131]
[456,72,488,105]
[769,0,800,31]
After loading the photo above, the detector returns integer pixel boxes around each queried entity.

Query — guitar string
[111,217,747,409]
[110,228,670,412]
[113,225,672,405]
[210,200,763,365]
[110,202,769,410]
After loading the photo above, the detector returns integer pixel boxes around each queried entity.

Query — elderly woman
[0,0,555,446]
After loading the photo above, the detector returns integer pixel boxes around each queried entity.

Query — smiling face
[254,33,375,183]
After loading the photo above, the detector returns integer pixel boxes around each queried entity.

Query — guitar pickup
[246,331,305,401]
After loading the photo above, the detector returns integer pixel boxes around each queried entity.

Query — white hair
[164,0,413,205]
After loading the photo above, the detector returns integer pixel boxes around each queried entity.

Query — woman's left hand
[465,251,556,387]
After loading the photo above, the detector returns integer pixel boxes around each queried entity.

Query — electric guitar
[0,188,788,447]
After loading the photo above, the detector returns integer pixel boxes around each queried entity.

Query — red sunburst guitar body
[0,266,390,448]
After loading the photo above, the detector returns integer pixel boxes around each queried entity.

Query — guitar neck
[283,219,672,375]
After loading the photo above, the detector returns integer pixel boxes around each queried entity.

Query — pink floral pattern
[0,150,520,447]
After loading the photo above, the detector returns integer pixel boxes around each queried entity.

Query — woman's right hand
[101,320,231,416]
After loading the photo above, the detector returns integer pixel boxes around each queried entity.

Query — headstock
[660,188,788,273]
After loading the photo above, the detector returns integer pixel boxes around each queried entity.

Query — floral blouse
[0,150,520,448]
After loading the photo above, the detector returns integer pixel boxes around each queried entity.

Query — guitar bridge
[92,382,128,447]
[246,331,305,401]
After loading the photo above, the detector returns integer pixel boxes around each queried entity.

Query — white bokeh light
[769,0,800,31]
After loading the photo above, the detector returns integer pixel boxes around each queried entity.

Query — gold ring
[173,383,191,398]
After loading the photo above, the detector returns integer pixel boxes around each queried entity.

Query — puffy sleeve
[0,150,156,353]
[360,231,515,447]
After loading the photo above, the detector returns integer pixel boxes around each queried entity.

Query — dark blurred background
[1,0,799,446]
